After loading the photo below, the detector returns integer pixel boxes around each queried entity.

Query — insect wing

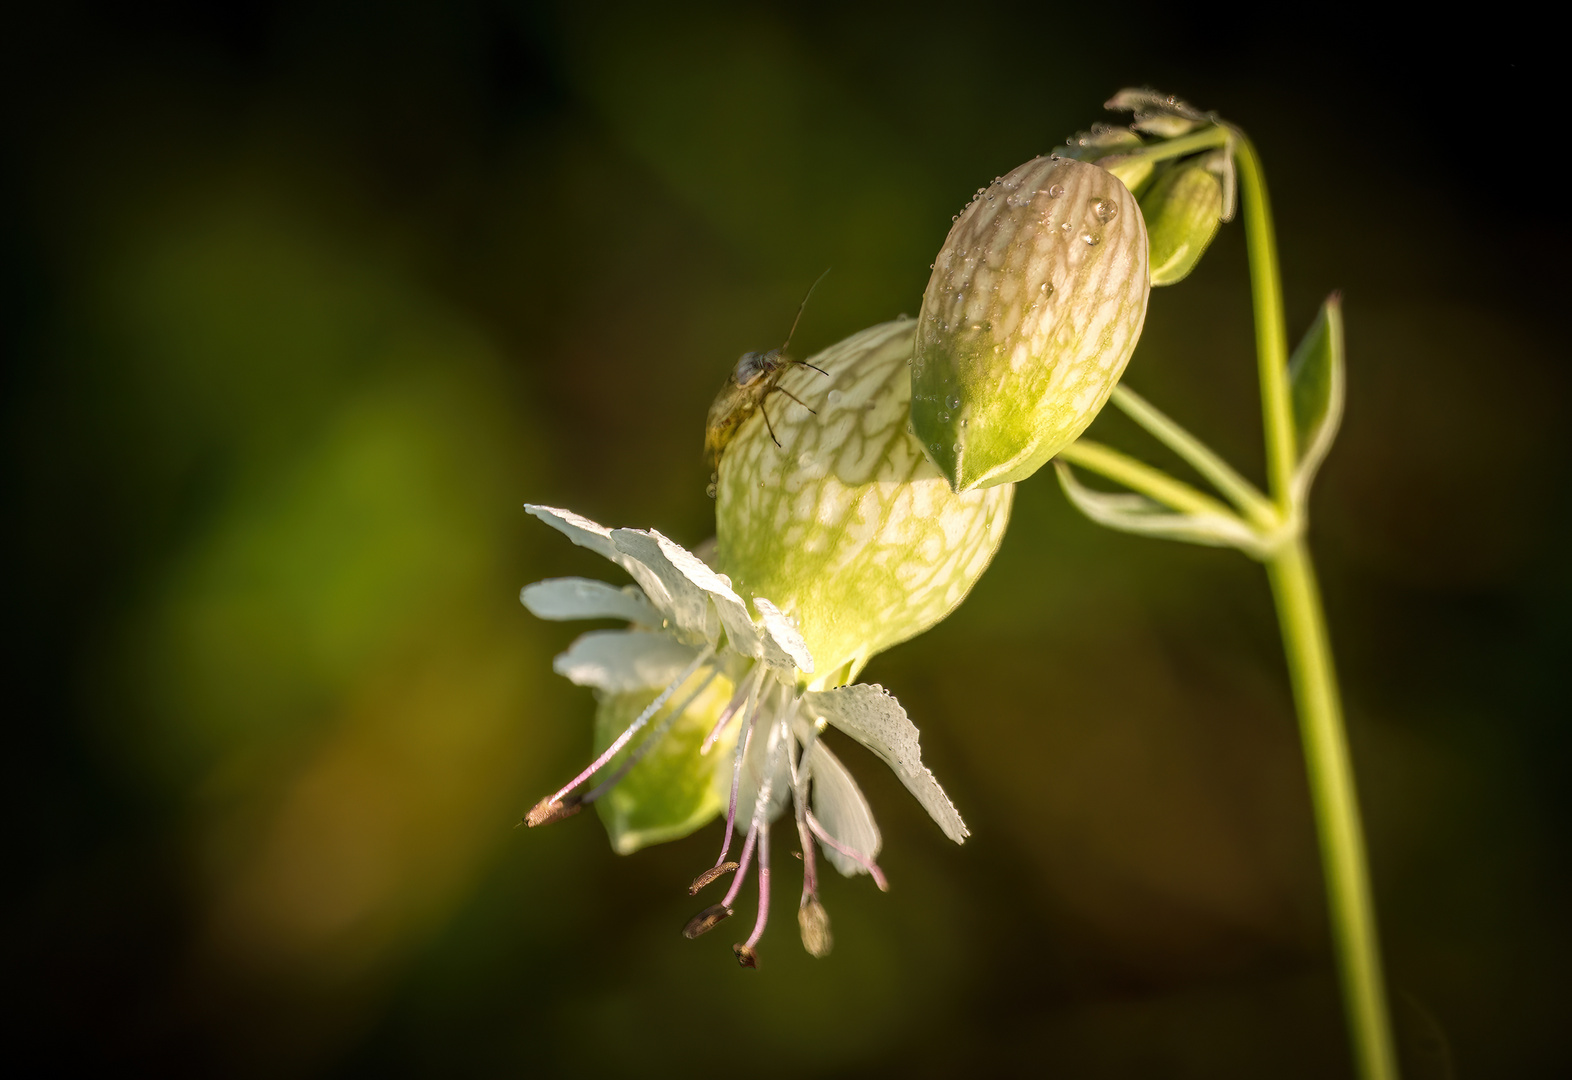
[704,380,755,465]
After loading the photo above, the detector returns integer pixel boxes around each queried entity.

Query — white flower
[520,503,967,966]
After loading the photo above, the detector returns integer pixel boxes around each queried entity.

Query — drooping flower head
[520,318,1011,966]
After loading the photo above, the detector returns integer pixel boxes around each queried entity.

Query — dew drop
[938,412,950,423]
[1093,198,1118,223]
[1047,184,1065,198]
[827,389,842,405]
[947,395,961,410]
[930,443,942,455]
[960,418,968,427]
[1084,233,1102,246]
[1060,221,1073,234]
[706,482,717,498]
[952,443,962,454]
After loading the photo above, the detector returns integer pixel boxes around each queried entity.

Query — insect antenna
[778,268,832,354]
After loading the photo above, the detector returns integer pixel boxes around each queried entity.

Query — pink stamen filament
[582,667,719,805]
[744,824,771,950]
[544,645,714,807]
[723,714,789,907]
[795,814,819,901]
[722,822,759,909]
[716,669,767,865]
[805,808,889,892]
[787,727,819,901]
[701,673,756,755]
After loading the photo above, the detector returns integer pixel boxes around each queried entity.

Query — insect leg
[792,360,830,378]
[769,385,817,415]
[759,400,782,448]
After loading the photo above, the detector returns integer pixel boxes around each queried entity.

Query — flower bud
[911,156,1150,492]
[715,319,1012,688]
[1141,163,1224,286]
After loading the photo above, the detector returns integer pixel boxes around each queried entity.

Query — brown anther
[682,903,733,939]
[732,943,759,969]
[523,792,583,828]
[798,897,833,959]
[791,850,802,860]
[688,862,739,895]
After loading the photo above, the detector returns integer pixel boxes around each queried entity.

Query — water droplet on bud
[1047,184,1065,198]
[1093,198,1118,223]
[1084,233,1102,246]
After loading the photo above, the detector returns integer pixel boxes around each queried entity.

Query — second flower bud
[912,155,1150,493]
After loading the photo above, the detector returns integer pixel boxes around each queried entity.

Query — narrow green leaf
[1288,293,1346,502]
[1053,460,1265,555]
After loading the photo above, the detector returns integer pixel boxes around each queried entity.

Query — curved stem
[1235,134,1399,1079]
[1109,385,1277,529]
[1234,132,1297,515]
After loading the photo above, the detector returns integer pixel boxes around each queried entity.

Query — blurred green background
[3,3,1565,1076]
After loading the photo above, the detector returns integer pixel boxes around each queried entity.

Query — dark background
[3,3,1565,1076]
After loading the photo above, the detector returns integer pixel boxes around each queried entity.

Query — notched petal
[752,596,814,673]
[520,578,661,626]
[525,504,675,614]
[804,683,969,844]
[553,630,699,693]
[806,740,883,877]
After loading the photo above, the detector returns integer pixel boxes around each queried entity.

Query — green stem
[1109,385,1277,529]
[1236,134,1399,1079]
[1103,124,1228,167]
[1235,133,1298,515]
[1267,542,1398,1080]
[1057,439,1243,522]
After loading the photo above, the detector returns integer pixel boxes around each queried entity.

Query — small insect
[704,271,831,475]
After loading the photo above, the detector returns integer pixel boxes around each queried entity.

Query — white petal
[605,528,713,639]
[650,531,762,659]
[752,596,815,673]
[552,630,699,693]
[806,740,882,877]
[520,578,661,626]
[736,711,793,826]
[803,683,969,843]
[524,505,676,614]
